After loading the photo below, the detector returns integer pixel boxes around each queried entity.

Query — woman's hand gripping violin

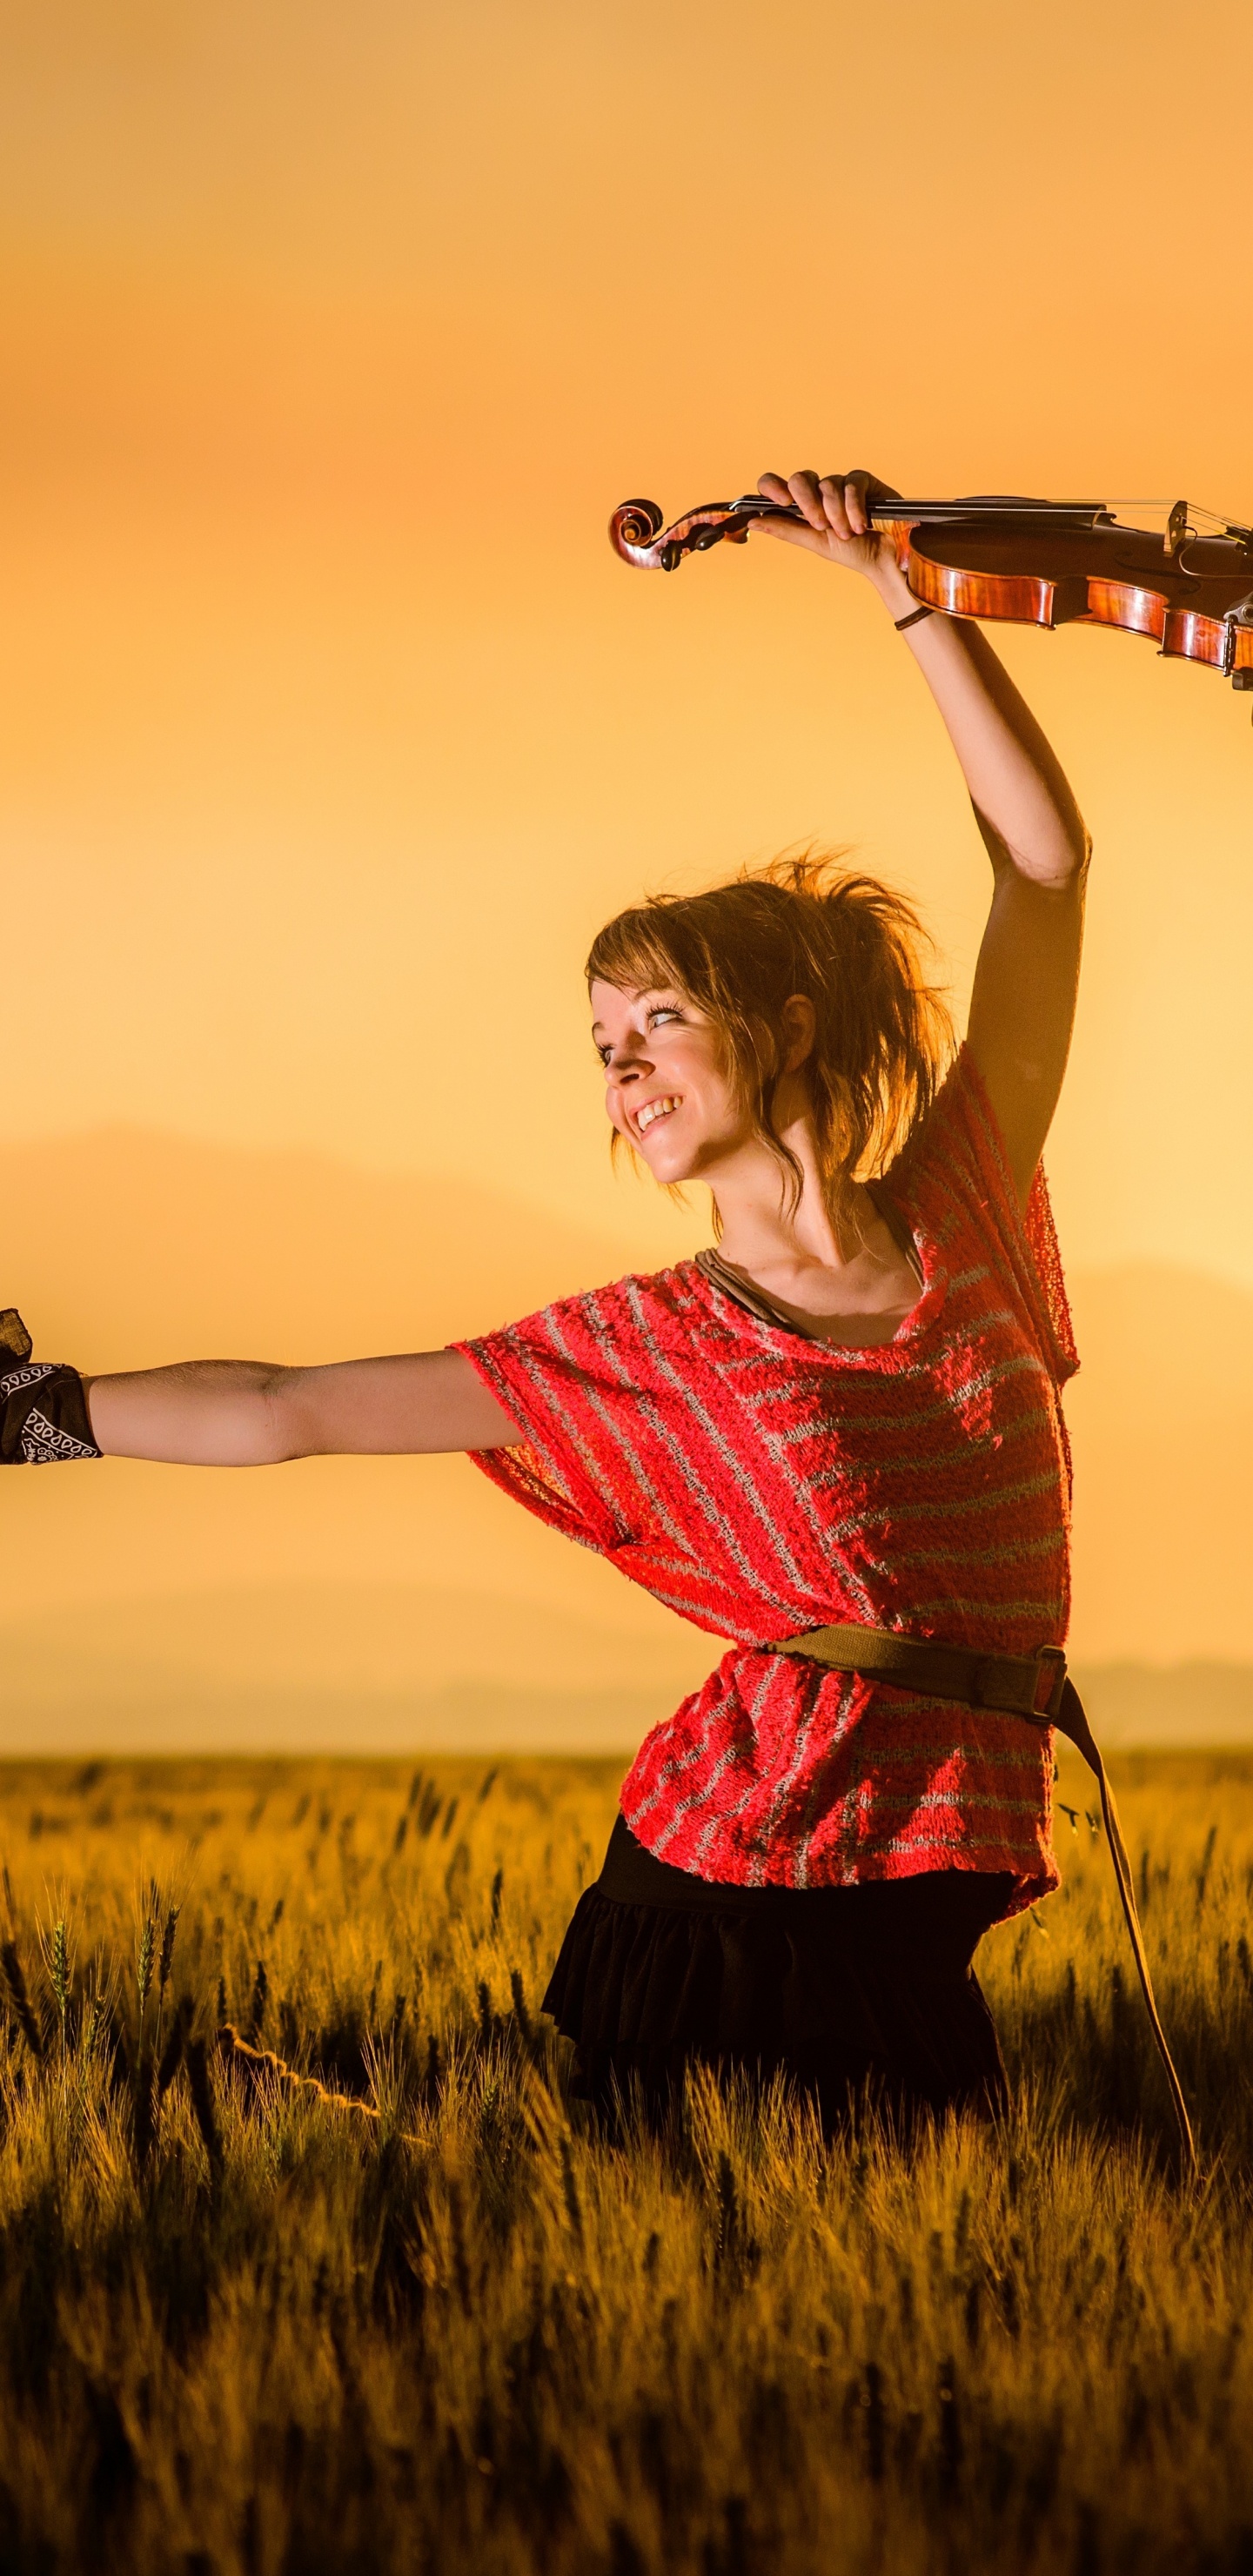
[610,480,1253,707]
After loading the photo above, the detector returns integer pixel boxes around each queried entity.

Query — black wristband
[895,603,935,633]
[0,1316,100,1463]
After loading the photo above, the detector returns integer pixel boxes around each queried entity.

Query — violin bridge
[1165,500,1191,557]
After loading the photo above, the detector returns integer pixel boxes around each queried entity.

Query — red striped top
[457,1047,1077,1915]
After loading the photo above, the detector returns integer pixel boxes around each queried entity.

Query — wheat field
[1,1745,1251,2575]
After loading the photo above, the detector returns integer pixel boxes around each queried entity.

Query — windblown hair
[586,850,952,1224]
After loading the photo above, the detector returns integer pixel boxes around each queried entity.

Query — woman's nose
[606,1040,648,1080]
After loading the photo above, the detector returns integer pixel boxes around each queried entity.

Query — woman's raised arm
[84,1349,520,1465]
[754,466,1090,1202]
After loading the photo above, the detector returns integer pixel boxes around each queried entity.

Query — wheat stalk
[157,1905,179,1999]
[136,1914,156,2020]
[50,1921,69,2051]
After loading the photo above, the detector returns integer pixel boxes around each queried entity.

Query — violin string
[870,497,1250,540]
[661,495,1251,553]
[714,493,1247,530]
[1102,499,1243,530]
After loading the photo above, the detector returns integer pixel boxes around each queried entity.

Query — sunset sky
[1,1,1251,1727]
[3,0,1251,1275]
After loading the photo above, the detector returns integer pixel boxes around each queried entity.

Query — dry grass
[1,1745,1251,2575]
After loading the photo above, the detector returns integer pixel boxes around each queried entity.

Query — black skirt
[542,1815,1014,2132]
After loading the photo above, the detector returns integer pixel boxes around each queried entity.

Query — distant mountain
[8,1687,663,1761]
[0,1580,713,1754]
[1,1132,1250,1734]
[1070,1662,1253,1749]
[1,1124,670,1368]
[0,1579,709,1707]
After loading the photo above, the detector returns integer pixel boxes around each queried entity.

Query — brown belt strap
[773,1621,1197,2176]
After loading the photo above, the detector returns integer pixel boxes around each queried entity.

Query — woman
[2,469,1089,2131]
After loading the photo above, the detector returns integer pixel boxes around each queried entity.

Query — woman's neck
[709,1110,860,1276]
[707,1108,917,1336]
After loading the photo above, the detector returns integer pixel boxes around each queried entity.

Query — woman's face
[589,979,752,1186]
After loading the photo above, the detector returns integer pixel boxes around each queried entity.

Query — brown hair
[586,849,952,1224]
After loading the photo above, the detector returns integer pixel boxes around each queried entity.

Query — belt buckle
[1032,1646,1068,1723]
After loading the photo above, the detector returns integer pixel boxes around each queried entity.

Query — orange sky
[2,0,1251,1291]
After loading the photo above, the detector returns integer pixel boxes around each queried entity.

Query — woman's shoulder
[479,1258,720,1360]
[888,1042,1032,1249]
[887,1043,1077,1385]
[567,1258,721,1337]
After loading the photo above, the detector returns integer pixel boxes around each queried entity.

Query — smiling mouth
[634,1094,682,1137]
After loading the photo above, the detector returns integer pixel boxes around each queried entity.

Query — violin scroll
[609,493,796,573]
[610,499,665,561]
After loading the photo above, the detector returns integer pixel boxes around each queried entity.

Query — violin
[609,489,1253,703]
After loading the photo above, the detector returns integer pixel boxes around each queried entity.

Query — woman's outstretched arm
[85,1349,520,1464]
[754,467,1090,1201]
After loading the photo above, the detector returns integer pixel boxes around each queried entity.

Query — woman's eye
[594,1006,682,1064]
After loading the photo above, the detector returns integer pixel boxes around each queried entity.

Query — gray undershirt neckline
[694,1184,924,1345]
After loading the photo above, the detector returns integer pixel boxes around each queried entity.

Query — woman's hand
[752,469,908,600]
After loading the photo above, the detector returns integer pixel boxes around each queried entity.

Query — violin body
[609,492,1253,695]
[902,515,1253,680]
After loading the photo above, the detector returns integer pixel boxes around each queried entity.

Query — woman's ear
[781,994,817,1075]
